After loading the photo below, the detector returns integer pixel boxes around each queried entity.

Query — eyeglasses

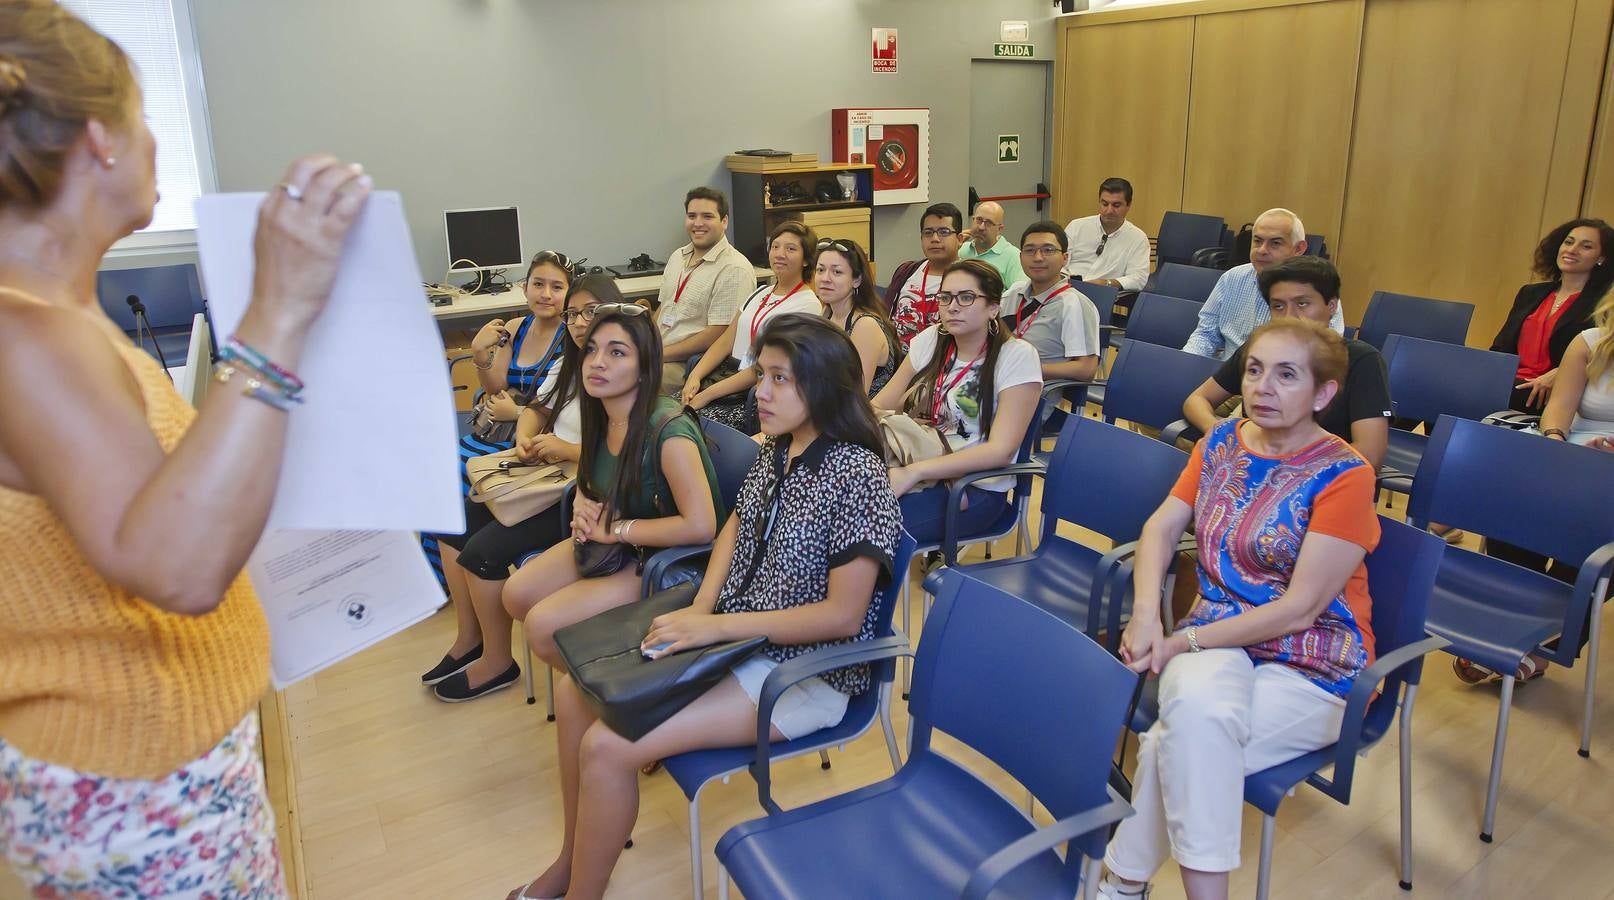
[1094,232,1111,257]
[971,216,1001,228]
[1022,245,1063,257]
[921,227,958,239]
[560,304,601,324]
[936,291,984,308]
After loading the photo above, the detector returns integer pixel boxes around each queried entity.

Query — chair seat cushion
[716,754,1076,899]
[1425,548,1571,673]
[958,539,1105,630]
[1380,430,1425,490]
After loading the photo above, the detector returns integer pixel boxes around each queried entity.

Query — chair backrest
[1152,262,1223,304]
[869,531,919,682]
[96,263,206,332]
[1102,340,1223,431]
[1072,280,1117,329]
[910,570,1140,822]
[1410,416,1614,577]
[1357,291,1475,351]
[1382,335,1516,424]
[1156,211,1226,267]
[1357,517,1445,741]
[1042,416,1187,547]
[696,418,764,509]
[1303,233,1329,259]
[1124,292,1203,348]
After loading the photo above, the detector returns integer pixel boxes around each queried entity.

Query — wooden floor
[5,510,1613,899]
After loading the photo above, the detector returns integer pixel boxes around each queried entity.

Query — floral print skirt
[0,713,284,899]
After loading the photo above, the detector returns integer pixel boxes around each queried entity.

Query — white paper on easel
[194,191,463,533]
[250,528,445,688]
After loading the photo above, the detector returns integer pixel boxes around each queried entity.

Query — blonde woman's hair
[1588,290,1614,383]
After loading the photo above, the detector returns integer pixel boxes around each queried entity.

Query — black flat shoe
[421,643,483,685]
[433,661,521,703]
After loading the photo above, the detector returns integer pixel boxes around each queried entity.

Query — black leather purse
[554,583,767,740]
[572,413,679,578]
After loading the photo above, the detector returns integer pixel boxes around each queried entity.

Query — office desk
[429,268,771,321]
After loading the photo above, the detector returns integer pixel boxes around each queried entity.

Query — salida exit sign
[993,42,1034,58]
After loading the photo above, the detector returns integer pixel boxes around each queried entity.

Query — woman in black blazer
[1492,218,1614,411]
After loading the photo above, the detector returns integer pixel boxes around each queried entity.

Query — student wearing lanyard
[890,202,964,348]
[873,259,1042,546]
[1001,221,1101,382]
[684,223,820,433]
[656,187,759,396]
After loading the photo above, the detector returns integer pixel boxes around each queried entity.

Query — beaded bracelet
[222,335,305,397]
[214,364,303,412]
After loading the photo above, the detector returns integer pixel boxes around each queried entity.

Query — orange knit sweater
[0,337,270,780]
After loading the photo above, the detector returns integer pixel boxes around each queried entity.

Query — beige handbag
[878,412,953,491]
[466,449,577,527]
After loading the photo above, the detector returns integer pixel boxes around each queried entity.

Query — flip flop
[506,879,559,900]
[1453,658,1497,684]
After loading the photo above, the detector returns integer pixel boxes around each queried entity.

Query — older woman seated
[1097,318,1381,900]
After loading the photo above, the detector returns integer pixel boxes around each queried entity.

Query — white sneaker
[1095,875,1152,899]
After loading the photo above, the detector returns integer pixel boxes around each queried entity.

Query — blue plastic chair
[1098,340,1223,432]
[1151,262,1224,304]
[715,570,1138,900]
[939,416,1187,653]
[1408,416,1614,841]
[1376,335,1517,498]
[1155,211,1226,268]
[1356,291,1475,351]
[1127,517,1448,898]
[1052,281,1118,418]
[1118,292,1203,349]
[96,263,209,365]
[663,531,918,898]
[518,418,762,715]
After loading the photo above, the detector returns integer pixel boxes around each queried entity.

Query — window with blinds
[62,0,214,246]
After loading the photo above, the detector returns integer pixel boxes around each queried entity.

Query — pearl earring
[102,157,116,168]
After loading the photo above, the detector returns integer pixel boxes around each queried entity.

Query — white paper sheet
[250,529,444,688]
[195,191,463,533]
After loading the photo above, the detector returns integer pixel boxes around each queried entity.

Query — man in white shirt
[1181,207,1344,360]
[656,187,758,394]
[890,201,963,347]
[1002,221,1100,382]
[1063,177,1149,291]
[958,200,1026,288]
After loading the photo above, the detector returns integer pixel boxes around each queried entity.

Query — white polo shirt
[1000,279,1101,363]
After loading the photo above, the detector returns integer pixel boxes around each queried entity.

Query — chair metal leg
[879,686,902,773]
[688,790,704,900]
[524,642,536,705]
[1481,674,1515,842]
[1580,579,1606,758]
[1081,857,1103,900]
[1399,683,1418,890]
[717,862,731,900]
[1256,814,1276,900]
[901,576,912,698]
[818,749,832,770]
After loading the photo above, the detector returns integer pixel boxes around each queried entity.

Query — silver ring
[278,182,304,201]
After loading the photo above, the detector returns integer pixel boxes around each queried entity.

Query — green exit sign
[993,42,1034,58]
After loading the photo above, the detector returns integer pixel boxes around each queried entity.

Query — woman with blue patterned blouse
[507,314,901,900]
[1097,318,1381,900]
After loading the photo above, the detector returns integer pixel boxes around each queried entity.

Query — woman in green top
[503,305,723,693]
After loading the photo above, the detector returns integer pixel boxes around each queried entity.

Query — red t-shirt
[1517,290,1578,379]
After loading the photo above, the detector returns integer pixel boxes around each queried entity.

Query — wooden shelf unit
[727,161,877,268]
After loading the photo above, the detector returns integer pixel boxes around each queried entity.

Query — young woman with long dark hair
[1492,218,1614,411]
[814,236,900,396]
[506,313,902,900]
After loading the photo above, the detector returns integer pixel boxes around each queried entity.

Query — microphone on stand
[126,294,174,382]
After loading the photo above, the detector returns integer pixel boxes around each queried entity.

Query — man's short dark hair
[921,202,963,233]
[685,186,729,220]
[1098,177,1133,204]
[1020,220,1068,253]
[1257,255,1340,301]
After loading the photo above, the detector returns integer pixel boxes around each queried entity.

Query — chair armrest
[941,462,1048,566]
[1558,540,1614,664]
[1089,540,1141,642]
[959,792,1134,900]
[1315,635,1450,800]
[639,543,712,600]
[752,636,914,814]
[1375,467,1413,492]
[1160,419,1202,447]
[448,354,474,393]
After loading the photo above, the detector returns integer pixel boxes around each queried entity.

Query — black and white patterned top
[713,436,902,695]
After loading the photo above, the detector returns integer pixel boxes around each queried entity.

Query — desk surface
[429,268,770,321]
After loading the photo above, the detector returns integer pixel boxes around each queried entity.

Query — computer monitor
[444,206,523,275]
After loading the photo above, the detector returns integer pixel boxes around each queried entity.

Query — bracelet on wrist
[222,335,304,396]
[1543,427,1568,440]
[214,364,302,412]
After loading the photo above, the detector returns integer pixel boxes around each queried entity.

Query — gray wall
[184,0,1056,281]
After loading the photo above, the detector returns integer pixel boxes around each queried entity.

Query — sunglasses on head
[590,302,650,319]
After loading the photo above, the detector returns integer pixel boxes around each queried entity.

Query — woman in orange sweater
[0,3,367,895]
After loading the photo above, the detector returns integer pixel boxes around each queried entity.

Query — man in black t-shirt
[1181,256,1392,468]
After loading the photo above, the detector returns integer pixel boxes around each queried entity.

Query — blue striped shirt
[1183,263,1345,360]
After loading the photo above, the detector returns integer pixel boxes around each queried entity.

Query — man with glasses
[656,186,757,394]
[1062,177,1149,291]
[891,201,964,347]
[1003,221,1101,382]
[958,200,1026,288]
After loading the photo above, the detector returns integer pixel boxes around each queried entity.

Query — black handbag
[554,583,767,740]
[571,413,680,577]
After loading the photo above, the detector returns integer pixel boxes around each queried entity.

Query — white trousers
[1105,648,1346,878]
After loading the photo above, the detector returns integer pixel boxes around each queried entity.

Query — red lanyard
[932,342,985,422]
[748,281,807,343]
[1014,283,1072,337]
[672,259,704,305]
[916,262,935,315]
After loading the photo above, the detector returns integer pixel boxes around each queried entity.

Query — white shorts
[730,656,850,740]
